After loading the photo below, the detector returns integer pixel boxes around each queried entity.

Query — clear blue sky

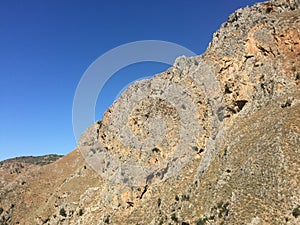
[0,0,263,161]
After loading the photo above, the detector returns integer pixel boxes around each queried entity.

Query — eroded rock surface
[0,0,299,224]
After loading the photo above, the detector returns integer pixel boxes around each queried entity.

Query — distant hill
[0,154,63,166]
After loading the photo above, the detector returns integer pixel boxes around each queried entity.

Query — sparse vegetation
[281,98,293,108]
[78,209,84,216]
[224,84,232,94]
[292,205,300,218]
[196,217,208,225]
[192,146,198,152]
[104,215,110,224]
[218,202,229,218]
[171,213,178,222]
[0,154,63,166]
[182,194,190,201]
[0,207,3,215]
[157,198,161,207]
[43,217,50,223]
[59,208,67,217]
[152,147,160,153]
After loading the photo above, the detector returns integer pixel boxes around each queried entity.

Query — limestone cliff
[0,0,299,224]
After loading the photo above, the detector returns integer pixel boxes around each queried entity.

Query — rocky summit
[1,0,299,224]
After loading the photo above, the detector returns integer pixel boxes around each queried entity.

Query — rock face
[1,0,299,224]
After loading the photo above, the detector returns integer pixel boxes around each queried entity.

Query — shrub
[59,208,67,217]
[171,213,178,222]
[104,215,110,224]
[182,194,190,201]
[182,222,190,225]
[292,205,300,218]
[157,198,161,207]
[78,209,84,216]
[152,147,160,153]
[196,217,208,225]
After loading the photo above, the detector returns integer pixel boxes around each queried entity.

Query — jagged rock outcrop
[0,0,299,224]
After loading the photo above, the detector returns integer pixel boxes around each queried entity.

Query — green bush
[59,208,67,217]
[292,205,300,218]
[157,198,161,207]
[171,213,178,222]
[196,217,208,225]
[104,215,110,224]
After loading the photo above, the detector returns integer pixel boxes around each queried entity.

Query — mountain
[0,0,299,224]
[0,155,63,166]
[0,155,63,190]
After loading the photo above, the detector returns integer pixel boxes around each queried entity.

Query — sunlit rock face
[1,0,299,224]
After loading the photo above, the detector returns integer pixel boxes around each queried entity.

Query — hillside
[0,154,63,191]
[0,154,63,166]
[0,0,299,224]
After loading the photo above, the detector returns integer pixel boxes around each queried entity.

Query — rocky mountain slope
[0,0,299,224]
[0,155,63,190]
